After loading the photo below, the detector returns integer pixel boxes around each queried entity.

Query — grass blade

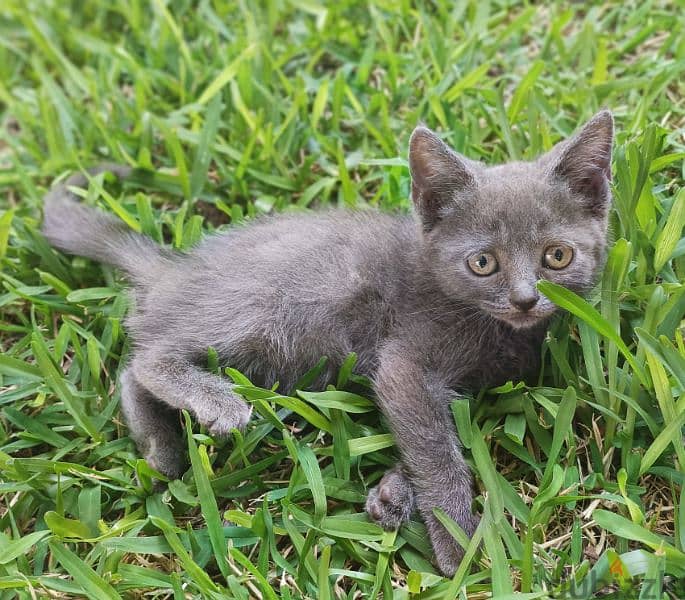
[48,540,121,600]
[184,411,230,582]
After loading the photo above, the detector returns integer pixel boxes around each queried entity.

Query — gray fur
[41,111,613,576]
[42,163,173,283]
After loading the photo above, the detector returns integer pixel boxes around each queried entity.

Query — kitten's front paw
[204,398,253,438]
[365,467,415,529]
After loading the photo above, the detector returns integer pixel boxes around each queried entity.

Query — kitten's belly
[220,336,379,392]
[207,285,393,391]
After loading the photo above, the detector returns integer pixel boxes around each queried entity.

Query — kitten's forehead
[437,159,606,250]
[479,162,554,205]
[461,163,569,236]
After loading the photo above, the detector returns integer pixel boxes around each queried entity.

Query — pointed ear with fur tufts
[409,126,476,230]
[543,110,614,216]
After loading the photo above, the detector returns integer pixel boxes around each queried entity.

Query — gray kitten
[42,111,613,576]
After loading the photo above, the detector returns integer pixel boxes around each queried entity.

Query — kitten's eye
[543,245,574,269]
[467,252,498,276]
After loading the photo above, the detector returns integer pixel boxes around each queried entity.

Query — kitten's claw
[365,467,415,529]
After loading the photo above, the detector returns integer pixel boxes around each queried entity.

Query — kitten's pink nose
[510,290,539,312]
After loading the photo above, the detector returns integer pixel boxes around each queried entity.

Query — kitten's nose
[510,290,539,312]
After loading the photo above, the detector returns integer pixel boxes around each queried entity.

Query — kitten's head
[409,111,613,329]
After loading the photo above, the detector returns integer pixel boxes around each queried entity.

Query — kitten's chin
[495,312,551,330]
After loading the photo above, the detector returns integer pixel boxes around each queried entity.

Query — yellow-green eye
[467,252,498,276]
[544,245,574,269]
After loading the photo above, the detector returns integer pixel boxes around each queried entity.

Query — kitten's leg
[119,367,186,479]
[365,465,415,529]
[130,350,252,437]
[374,345,479,577]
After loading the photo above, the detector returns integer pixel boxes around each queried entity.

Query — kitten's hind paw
[146,449,187,482]
[425,508,479,576]
[205,398,253,438]
[365,467,415,529]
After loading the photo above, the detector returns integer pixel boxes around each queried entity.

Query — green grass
[1,1,685,598]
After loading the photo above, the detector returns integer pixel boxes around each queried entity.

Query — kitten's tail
[42,164,171,282]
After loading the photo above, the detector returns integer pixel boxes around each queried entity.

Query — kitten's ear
[409,126,476,230]
[544,110,614,215]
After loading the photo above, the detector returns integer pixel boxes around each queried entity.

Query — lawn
[1,1,685,598]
